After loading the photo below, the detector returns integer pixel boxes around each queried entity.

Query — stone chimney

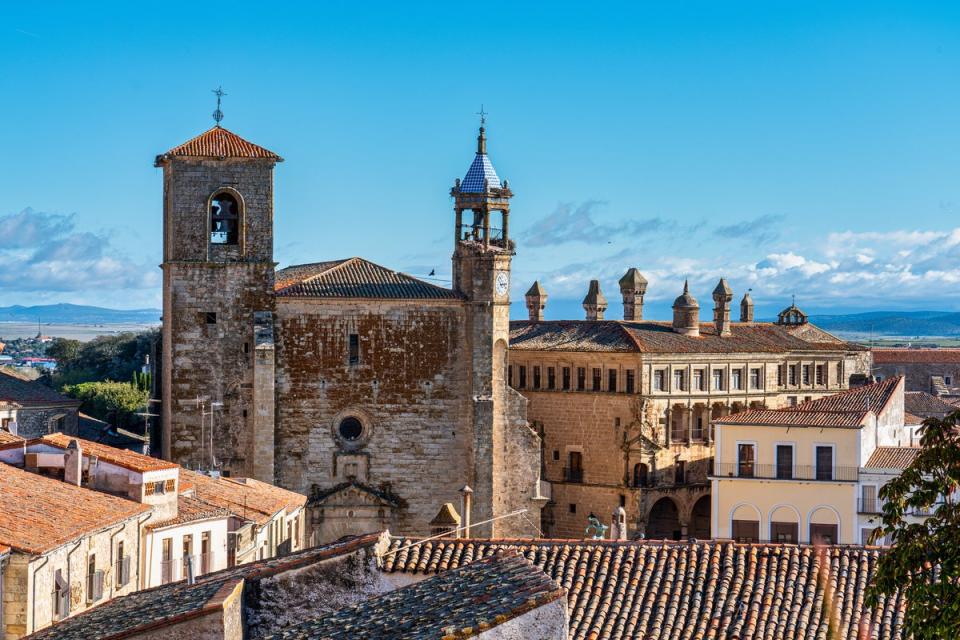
[671,280,700,336]
[611,506,628,540]
[582,280,608,321]
[64,438,83,487]
[524,281,547,322]
[618,268,648,321]
[740,291,754,322]
[712,278,733,337]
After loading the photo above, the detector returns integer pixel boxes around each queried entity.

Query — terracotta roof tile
[904,391,957,418]
[268,551,564,640]
[381,538,906,640]
[156,126,282,162]
[180,469,306,525]
[904,412,925,426]
[275,257,461,300]
[872,348,960,364]
[789,376,902,414]
[0,370,78,405]
[0,544,9,556]
[509,320,863,354]
[865,446,920,470]
[1,433,178,473]
[0,463,149,555]
[146,495,232,530]
[0,430,23,445]
[30,533,385,640]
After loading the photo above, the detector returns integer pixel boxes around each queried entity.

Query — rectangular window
[771,521,798,543]
[205,312,217,325]
[87,554,103,603]
[553,450,559,461]
[810,523,838,545]
[569,503,577,514]
[183,536,194,579]
[562,367,571,390]
[737,443,755,478]
[518,366,527,389]
[116,541,130,588]
[693,369,704,391]
[732,519,760,543]
[861,484,878,514]
[788,364,798,385]
[675,460,686,485]
[815,446,833,480]
[946,376,954,385]
[577,367,586,391]
[625,370,635,393]
[53,570,69,620]
[567,451,583,482]
[731,369,742,390]
[162,538,173,584]
[750,368,761,390]
[776,444,793,479]
[592,368,601,391]
[815,364,825,385]
[674,370,685,391]
[348,334,360,365]
[787,396,798,407]
[802,365,811,385]
[547,367,556,390]
[712,370,724,391]
[608,369,617,392]
[653,370,665,391]
[837,361,844,384]
[533,366,541,390]
[508,366,513,387]
[201,531,211,574]
[777,364,784,386]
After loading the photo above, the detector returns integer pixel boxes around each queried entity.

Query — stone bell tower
[450,120,522,537]
[156,123,280,482]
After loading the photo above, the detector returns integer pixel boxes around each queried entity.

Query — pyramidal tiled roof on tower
[275,257,461,300]
[156,126,282,163]
[460,127,501,192]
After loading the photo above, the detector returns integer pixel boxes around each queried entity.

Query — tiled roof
[275,257,461,299]
[0,463,149,555]
[268,551,563,640]
[717,409,868,428]
[871,348,960,364]
[0,370,78,405]
[865,446,920,470]
[380,538,906,640]
[1,433,178,473]
[461,152,501,193]
[509,320,862,354]
[0,430,23,445]
[29,533,385,640]
[181,469,306,525]
[904,412,925,426]
[146,495,232,530]
[904,391,957,417]
[789,376,902,414]
[156,126,282,162]
[0,544,9,556]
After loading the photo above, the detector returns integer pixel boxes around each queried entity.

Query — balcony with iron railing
[563,467,584,483]
[712,462,859,482]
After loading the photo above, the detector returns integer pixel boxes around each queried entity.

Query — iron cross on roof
[212,86,227,125]
[476,105,488,127]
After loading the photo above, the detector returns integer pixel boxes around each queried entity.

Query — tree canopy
[866,411,960,639]
[44,329,157,388]
[62,380,150,428]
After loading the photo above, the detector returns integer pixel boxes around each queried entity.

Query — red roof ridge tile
[156,125,282,163]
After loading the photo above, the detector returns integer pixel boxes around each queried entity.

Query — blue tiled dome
[461,153,501,193]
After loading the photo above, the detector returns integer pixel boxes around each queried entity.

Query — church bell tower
[156,118,281,482]
[450,118,517,536]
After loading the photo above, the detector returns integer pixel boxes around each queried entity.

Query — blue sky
[2,1,960,319]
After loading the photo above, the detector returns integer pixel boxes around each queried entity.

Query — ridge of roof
[156,125,282,163]
[2,433,179,472]
[275,256,461,300]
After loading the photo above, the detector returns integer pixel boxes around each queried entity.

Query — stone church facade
[509,278,871,540]
[157,124,545,543]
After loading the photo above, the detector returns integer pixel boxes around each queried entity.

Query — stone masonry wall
[274,298,473,538]
[14,406,79,440]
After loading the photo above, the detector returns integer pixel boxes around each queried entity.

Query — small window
[787,396,797,407]
[348,334,360,365]
[533,366,541,389]
[210,192,240,245]
[673,370,685,391]
[712,370,724,391]
[152,481,166,495]
[547,367,556,390]
[946,376,954,385]
[632,463,648,487]
[569,503,577,514]
[562,367,571,390]
[508,365,513,387]
[731,369,742,391]
[608,370,617,392]
[592,368,601,391]
[518,366,527,389]
[625,370,635,394]
[619,494,626,508]
[802,365,811,385]
[693,369,704,391]
[567,451,583,482]
[577,367,586,391]
[815,364,825,385]
[552,450,559,461]
[788,364,798,385]
[737,443,755,478]
[777,364,784,386]
[206,312,217,325]
[338,417,363,441]
[750,368,761,390]
[653,370,665,391]
[675,460,686,485]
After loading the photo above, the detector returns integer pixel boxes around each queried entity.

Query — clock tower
[451,121,519,537]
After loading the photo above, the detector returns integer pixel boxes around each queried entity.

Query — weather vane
[212,86,227,125]
[476,104,488,127]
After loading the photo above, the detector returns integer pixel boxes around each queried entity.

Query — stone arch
[689,495,710,539]
[632,462,649,488]
[647,497,682,540]
[207,186,245,247]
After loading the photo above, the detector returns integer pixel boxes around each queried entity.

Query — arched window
[338,417,363,441]
[633,463,648,487]
[210,192,239,245]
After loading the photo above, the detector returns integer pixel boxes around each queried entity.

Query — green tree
[62,380,149,428]
[866,411,960,639]
[45,330,158,388]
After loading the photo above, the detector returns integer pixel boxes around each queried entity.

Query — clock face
[495,271,510,297]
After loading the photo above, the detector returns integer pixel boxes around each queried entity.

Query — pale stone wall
[6,515,143,638]
[13,406,79,440]
[477,597,568,640]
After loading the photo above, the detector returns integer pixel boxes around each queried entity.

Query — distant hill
[0,304,161,325]
[807,311,960,337]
